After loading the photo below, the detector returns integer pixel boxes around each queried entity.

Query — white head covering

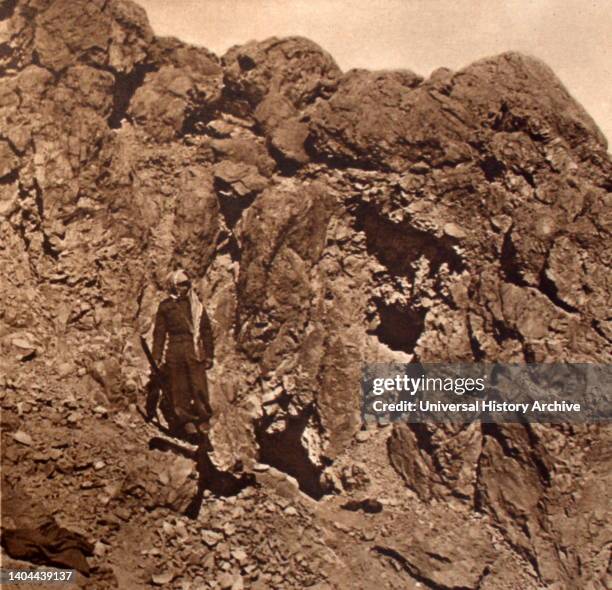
[169,269,190,290]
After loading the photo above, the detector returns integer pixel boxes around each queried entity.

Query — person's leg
[188,360,212,423]
[168,356,199,429]
[145,378,161,421]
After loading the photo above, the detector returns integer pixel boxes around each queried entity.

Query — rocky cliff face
[1,1,610,589]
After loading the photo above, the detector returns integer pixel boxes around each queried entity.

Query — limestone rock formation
[1,1,610,588]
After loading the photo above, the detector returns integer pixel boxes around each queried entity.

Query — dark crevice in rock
[30,49,45,70]
[0,43,13,67]
[108,63,156,129]
[181,103,219,137]
[467,316,486,361]
[523,423,552,487]
[370,299,425,354]
[481,421,551,492]
[219,84,254,121]
[518,167,536,188]
[491,318,521,346]
[237,53,256,71]
[537,266,579,314]
[0,167,19,185]
[215,187,256,229]
[303,133,382,172]
[523,345,535,363]
[491,319,534,362]
[353,201,465,279]
[591,319,611,343]
[481,423,520,460]
[499,228,528,287]
[372,545,474,590]
[190,449,254,512]
[147,438,253,519]
[490,102,529,135]
[406,422,437,457]
[266,141,301,176]
[15,215,30,251]
[14,180,31,250]
[67,307,91,325]
[304,150,380,172]
[134,283,146,322]
[0,0,18,21]
[33,178,60,260]
[479,156,506,182]
[255,404,327,500]
[216,232,242,264]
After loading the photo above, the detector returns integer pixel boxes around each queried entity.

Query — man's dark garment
[151,295,214,431]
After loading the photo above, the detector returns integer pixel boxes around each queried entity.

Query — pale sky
[137,0,611,147]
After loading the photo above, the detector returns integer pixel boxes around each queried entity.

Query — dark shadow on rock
[186,449,254,518]
[147,435,253,518]
[255,404,328,500]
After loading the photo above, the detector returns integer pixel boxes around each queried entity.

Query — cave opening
[480,156,506,182]
[108,63,156,129]
[371,301,425,355]
[255,405,328,500]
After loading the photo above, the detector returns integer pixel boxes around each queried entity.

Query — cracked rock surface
[1,1,610,588]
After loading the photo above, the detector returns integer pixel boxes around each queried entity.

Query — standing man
[151,269,214,437]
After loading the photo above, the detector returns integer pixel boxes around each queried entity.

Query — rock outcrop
[1,1,610,588]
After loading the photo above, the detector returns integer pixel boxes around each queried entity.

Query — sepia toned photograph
[0,1,610,588]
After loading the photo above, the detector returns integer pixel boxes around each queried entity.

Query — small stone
[231,548,247,565]
[62,393,78,408]
[333,521,350,533]
[217,543,231,560]
[151,572,174,585]
[11,335,36,350]
[12,431,33,446]
[284,506,298,516]
[115,507,131,521]
[203,552,215,570]
[491,214,512,232]
[162,521,174,537]
[93,406,108,416]
[443,222,467,239]
[94,541,109,557]
[252,463,270,472]
[93,460,105,471]
[66,412,80,425]
[175,521,188,539]
[16,402,31,415]
[355,431,370,443]
[57,362,73,378]
[201,529,222,547]
[217,572,234,589]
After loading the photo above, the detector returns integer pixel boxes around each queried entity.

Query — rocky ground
[2,357,541,589]
[1,0,611,588]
